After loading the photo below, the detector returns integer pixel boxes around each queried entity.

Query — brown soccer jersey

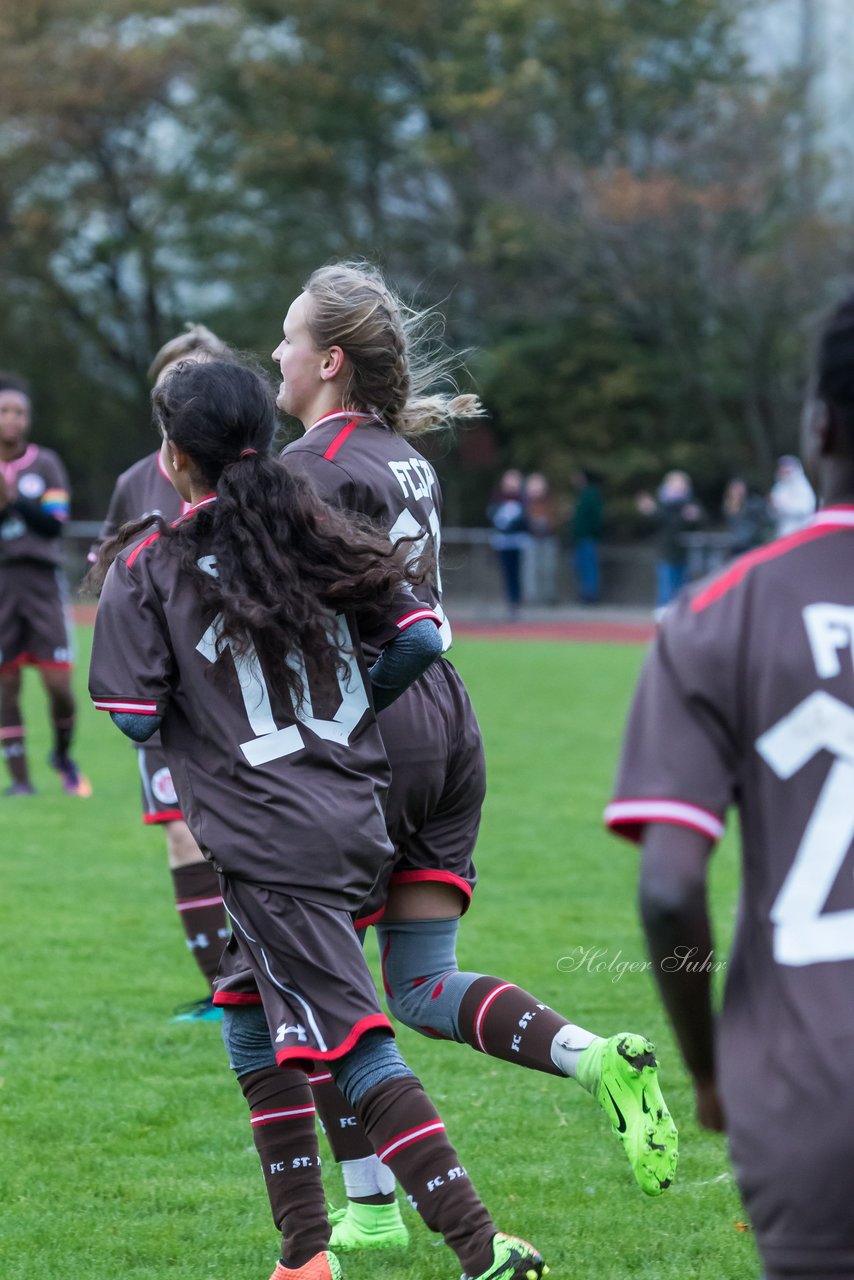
[282,412,451,649]
[607,507,854,1274]
[0,444,69,567]
[88,496,441,913]
[281,413,484,902]
[89,450,188,561]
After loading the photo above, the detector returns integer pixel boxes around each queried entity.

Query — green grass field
[2,632,760,1280]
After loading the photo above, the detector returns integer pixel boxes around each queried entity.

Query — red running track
[73,605,653,645]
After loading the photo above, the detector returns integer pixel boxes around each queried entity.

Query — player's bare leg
[0,665,34,794]
[40,666,91,796]
[165,819,229,1022]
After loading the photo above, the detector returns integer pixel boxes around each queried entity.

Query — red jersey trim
[93,697,160,715]
[142,809,184,825]
[690,521,849,614]
[0,655,72,673]
[212,991,263,1006]
[389,870,474,908]
[126,531,161,568]
[273,1013,393,1066]
[395,608,442,631]
[306,1071,334,1085]
[125,494,215,567]
[322,417,362,461]
[376,1119,446,1164]
[604,798,725,844]
[354,904,386,929]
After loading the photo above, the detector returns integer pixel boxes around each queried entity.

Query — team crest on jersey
[152,767,178,805]
[18,473,46,499]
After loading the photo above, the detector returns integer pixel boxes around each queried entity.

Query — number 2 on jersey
[757,690,854,966]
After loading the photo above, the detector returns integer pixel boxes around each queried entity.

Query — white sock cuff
[341,1154,396,1199]
[550,1023,599,1076]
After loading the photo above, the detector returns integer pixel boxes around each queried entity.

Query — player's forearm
[641,889,717,1084]
[639,825,718,1085]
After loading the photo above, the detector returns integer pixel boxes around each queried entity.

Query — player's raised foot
[461,1233,548,1280]
[575,1032,678,1196]
[269,1252,343,1280]
[48,753,92,797]
[170,995,223,1023]
[3,782,36,796]
[328,1199,409,1252]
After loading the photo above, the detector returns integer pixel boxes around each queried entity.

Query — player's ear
[320,345,346,383]
[169,443,191,473]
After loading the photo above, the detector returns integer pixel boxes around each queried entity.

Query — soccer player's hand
[694,1077,725,1132]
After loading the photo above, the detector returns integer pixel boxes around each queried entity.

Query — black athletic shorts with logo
[381,658,485,911]
[213,878,392,1066]
[0,561,73,672]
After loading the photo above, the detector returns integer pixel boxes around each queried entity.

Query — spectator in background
[487,468,529,618]
[637,469,703,609]
[523,472,560,605]
[570,468,604,604]
[767,454,816,539]
[722,477,768,558]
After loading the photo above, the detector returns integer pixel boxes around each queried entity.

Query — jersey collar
[811,505,854,528]
[0,443,38,479]
[308,410,378,432]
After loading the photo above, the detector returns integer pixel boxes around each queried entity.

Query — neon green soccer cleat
[269,1252,342,1280]
[576,1032,678,1196]
[328,1199,409,1252]
[461,1233,548,1280]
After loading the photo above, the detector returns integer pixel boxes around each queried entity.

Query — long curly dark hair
[91,358,423,710]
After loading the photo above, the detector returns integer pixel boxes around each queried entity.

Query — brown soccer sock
[308,1071,394,1204]
[457,976,568,1076]
[170,860,230,990]
[239,1065,330,1268]
[355,1074,496,1276]
[51,714,75,760]
[0,725,30,788]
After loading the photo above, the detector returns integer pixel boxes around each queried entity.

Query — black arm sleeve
[109,711,164,742]
[368,619,443,713]
[6,497,64,538]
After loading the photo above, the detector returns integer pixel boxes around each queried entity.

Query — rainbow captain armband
[42,489,70,521]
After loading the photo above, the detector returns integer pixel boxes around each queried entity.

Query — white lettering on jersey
[194,556,369,765]
[756,690,854,966]
[388,458,435,501]
[804,603,854,679]
[387,505,452,651]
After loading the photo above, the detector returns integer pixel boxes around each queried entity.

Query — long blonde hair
[302,261,484,436]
